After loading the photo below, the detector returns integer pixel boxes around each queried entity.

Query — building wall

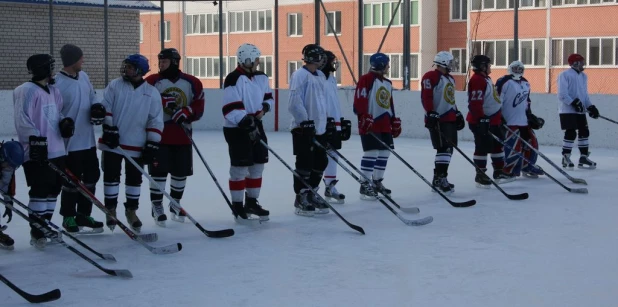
[0,3,140,89]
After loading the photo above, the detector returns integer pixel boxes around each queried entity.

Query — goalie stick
[0,273,61,304]
[46,161,183,255]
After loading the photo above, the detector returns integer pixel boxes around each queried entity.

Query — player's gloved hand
[587,105,599,119]
[298,120,316,138]
[102,125,120,149]
[478,116,490,136]
[358,113,373,135]
[161,94,177,112]
[391,117,402,138]
[90,103,106,125]
[238,115,260,141]
[526,109,545,130]
[28,136,48,163]
[340,117,352,141]
[261,102,270,114]
[455,111,465,131]
[571,98,584,113]
[141,141,159,164]
[425,111,440,130]
[325,117,337,140]
[59,117,75,138]
[172,106,193,125]
[2,202,12,224]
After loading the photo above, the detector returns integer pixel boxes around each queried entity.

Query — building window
[228,56,237,74]
[139,22,143,43]
[450,48,467,74]
[363,1,418,27]
[451,0,468,20]
[259,56,274,78]
[288,61,304,83]
[551,37,617,66]
[185,57,229,78]
[472,0,547,9]
[288,13,302,36]
[230,9,272,33]
[159,20,171,42]
[325,11,342,35]
[362,53,419,80]
[186,13,227,34]
[553,0,615,4]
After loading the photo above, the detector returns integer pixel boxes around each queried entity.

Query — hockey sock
[472,153,488,171]
[435,149,452,176]
[360,150,378,182]
[76,183,96,216]
[125,185,140,210]
[562,129,576,155]
[246,164,264,199]
[293,169,311,194]
[149,175,166,205]
[309,170,324,189]
[59,186,79,217]
[28,197,47,218]
[577,128,590,156]
[373,150,390,180]
[324,153,338,186]
[45,195,57,218]
[170,175,186,202]
[229,166,248,202]
[104,181,119,209]
[491,142,505,170]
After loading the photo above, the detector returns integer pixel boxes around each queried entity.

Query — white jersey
[288,67,327,135]
[557,68,592,114]
[222,68,274,128]
[54,71,98,152]
[98,78,164,157]
[497,76,531,126]
[323,74,342,131]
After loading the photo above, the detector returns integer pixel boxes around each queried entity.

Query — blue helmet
[123,54,150,76]
[370,53,390,71]
[0,141,25,169]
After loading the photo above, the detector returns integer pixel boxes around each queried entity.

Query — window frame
[362,53,420,80]
[471,0,548,11]
[288,61,304,84]
[449,48,468,74]
[229,9,274,34]
[158,20,171,42]
[287,13,303,36]
[363,0,419,28]
[325,11,342,35]
[450,0,468,21]
[550,36,618,67]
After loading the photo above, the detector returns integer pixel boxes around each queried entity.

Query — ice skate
[106,207,117,232]
[522,165,544,178]
[294,191,315,217]
[373,178,391,196]
[308,189,330,214]
[244,194,270,222]
[62,216,80,233]
[0,231,15,251]
[169,202,186,223]
[493,169,516,185]
[324,180,345,204]
[29,229,46,251]
[475,170,492,189]
[151,202,167,227]
[125,209,142,233]
[562,153,574,169]
[432,175,454,195]
[359,181,377,200]
[578,154,597,170]
[75,214,104,234]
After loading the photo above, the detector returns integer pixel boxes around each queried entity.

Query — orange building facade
[140,0,618,94]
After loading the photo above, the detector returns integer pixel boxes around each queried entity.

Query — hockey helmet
[121,54,150,79]
[323,50,339,72]
[27,54,55,81]
[158,48,181,64]
[507,61,525,80]
[369,53,390,72]
[237,43,261,68]
[433,51,454,72]
[567,53,585,72]
[0,141,25,169]
[302,44,326,67]
[470,55,491,72]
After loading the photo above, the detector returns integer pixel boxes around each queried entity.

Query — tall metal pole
[218,2,223,88]
[49,0,53,56]
[160,0,165,51]
[402,0,411,90]
[274,0,280,131]
[314,0,320,44]
[320,0,356,84]
[358,0,363,79]
[513,0,519,61]
[104,0,109,85]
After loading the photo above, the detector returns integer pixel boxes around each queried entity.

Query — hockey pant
[470,124,504,171]
[292,132,328,194]
[23,156,66,237]
[148,144,193,207]
[60,147,100,218]
[503,126,539,176]
[102,151,144,211]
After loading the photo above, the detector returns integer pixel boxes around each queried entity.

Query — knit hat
[60,44,83,67]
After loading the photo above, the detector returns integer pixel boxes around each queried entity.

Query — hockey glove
[298,120,316,137]
[161,94,177,112]
[59,117,75,138]
[238,115,260,141]
[28,136,48,163]
[102,125,120,149]
[261,102,271,114]
[172,106,193,125]
[325,117,337,139]
[340,118,352,141]
[141,141,159,165]
[571,98,584,113]
[425,111,440,130]
[358,113,373,135]
[455,111,465,131]
[477,116,491,136]
[587,105,600,119]
[90,103,106,125]
[526,110,545,130]
[2,200,12,224]
[391,117,402,138]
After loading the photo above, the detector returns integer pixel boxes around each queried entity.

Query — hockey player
[353,53,402,200]
[557,53,600,169]
[466,55,514,187]
[98,54,163,232]
[14,54,73,249]
[145,48,204,226]
[321,50,351,204]
[421,51,464,195]
[288,44,333,216]
[54,44,104,233]
[0,141,25,250]
[222,43,271,222]
[497,61,545,178]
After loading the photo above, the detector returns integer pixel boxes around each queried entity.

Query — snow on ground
[1,131,617,307]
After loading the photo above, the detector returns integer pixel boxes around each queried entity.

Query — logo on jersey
[162,87,187,115]
[443,83,456,105]
[492,85,501,104]
[511,91,529,108]
[375,86,391,109]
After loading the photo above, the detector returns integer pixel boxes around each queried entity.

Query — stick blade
[25,288,61,304]
[111,269,133,278]
[350,224,365,235]
[449,199,477,208]
[204,228,235,238]
[101,253,117,261]
[571,178,588,185]
[399,207,420,214]
[138,232,158,242]
[569,187,589,194]
[402,215,434,226]
[507,192,529,200]
[150,243,183,255]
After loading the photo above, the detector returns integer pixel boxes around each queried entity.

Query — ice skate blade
[430,188,454,195]
[577,164,596,170]
[154,220,166,228]
[562,165,574,170]
[107,225,116,232]
[294,208,315,217]
[0,245,15,251]
[475,183,491,189]
[77,227,104,234]
[522,172,539,179]
[235,216,266,225]
[495,177,516,185]
[30,238,46,250]
[171,215,185,223]
[359,194,377,201]
[130,226,141,233]
[314,208,330,214]
[325,196,345,204]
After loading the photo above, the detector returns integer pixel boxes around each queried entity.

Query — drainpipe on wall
[182,1,186,71]
[546,3,551,93]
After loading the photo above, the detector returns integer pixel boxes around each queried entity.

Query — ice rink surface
[1,131,617,307]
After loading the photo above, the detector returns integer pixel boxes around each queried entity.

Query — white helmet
[433,51,454,71]
[508,61,525,80]
[236,43,261,68]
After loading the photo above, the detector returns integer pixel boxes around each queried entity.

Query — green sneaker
[62,216,79,233]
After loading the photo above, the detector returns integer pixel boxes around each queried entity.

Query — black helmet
[302,44,325,64]
[470,55,491,72]
[27,54,55,81]
[322,50,338,73]
[158,48,181,61]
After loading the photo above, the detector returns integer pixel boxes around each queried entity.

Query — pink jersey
[13,82,67,162]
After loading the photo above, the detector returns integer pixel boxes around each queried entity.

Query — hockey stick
[490,133,588,194]
[46,162,183,255]
[0,200,133,278]
[259,140,365,235]
[0,273,61,303]
[368,133,477,207]
[599,115,618,125]
[438,131,529,200]
[118,148,235,239]
[314,140,433,226]
[502,124,587,185]
[1,192,116,261]
[318,142,420,214]
[181,127,239,218]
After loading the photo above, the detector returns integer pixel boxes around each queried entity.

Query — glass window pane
[521,0,534,6]
[186,16,193,34]
[484,0,495,8]
[453,0,461,19]
[251,11,258,31]
[336,11,342,33]
[497,0,508,8]
[236,12,243,31]
[193,15,200,34]
[288,14,295,35]
[589,38,600,65]
[373,4,381,25]
[452,49,461,73]
[266,10,273,30]
[534,39,545,65]
[551,39,562,66]
[508,40,515,63]
[364,4,372,26]
[207,14,213,33]
[382,3,391,26]
[410,54,419,79]
[222,13,226,33]
[391,55,400,79]
[495,41,507,66]
[193,59,199,77]
[472,41,482,56]
[472,0,482,10]
[298,13,303,35]
[244,11,250,32]
[483,41,495,64]
[411,1,419,24]
[213,14,219,33]
[214,58,220,77]
[259,11,266,31]
[199,15,205,34]
[577,39,587,61]
[462,0,468,17]
[601,38,613,65]
[230,12,236,32]
[563,40,575,65]
[201,58,207,77]
[521,41,533,65]
[393,1,401,25]
[462,49,468,72]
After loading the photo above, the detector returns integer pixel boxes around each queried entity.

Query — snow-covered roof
[0,0,160,10]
